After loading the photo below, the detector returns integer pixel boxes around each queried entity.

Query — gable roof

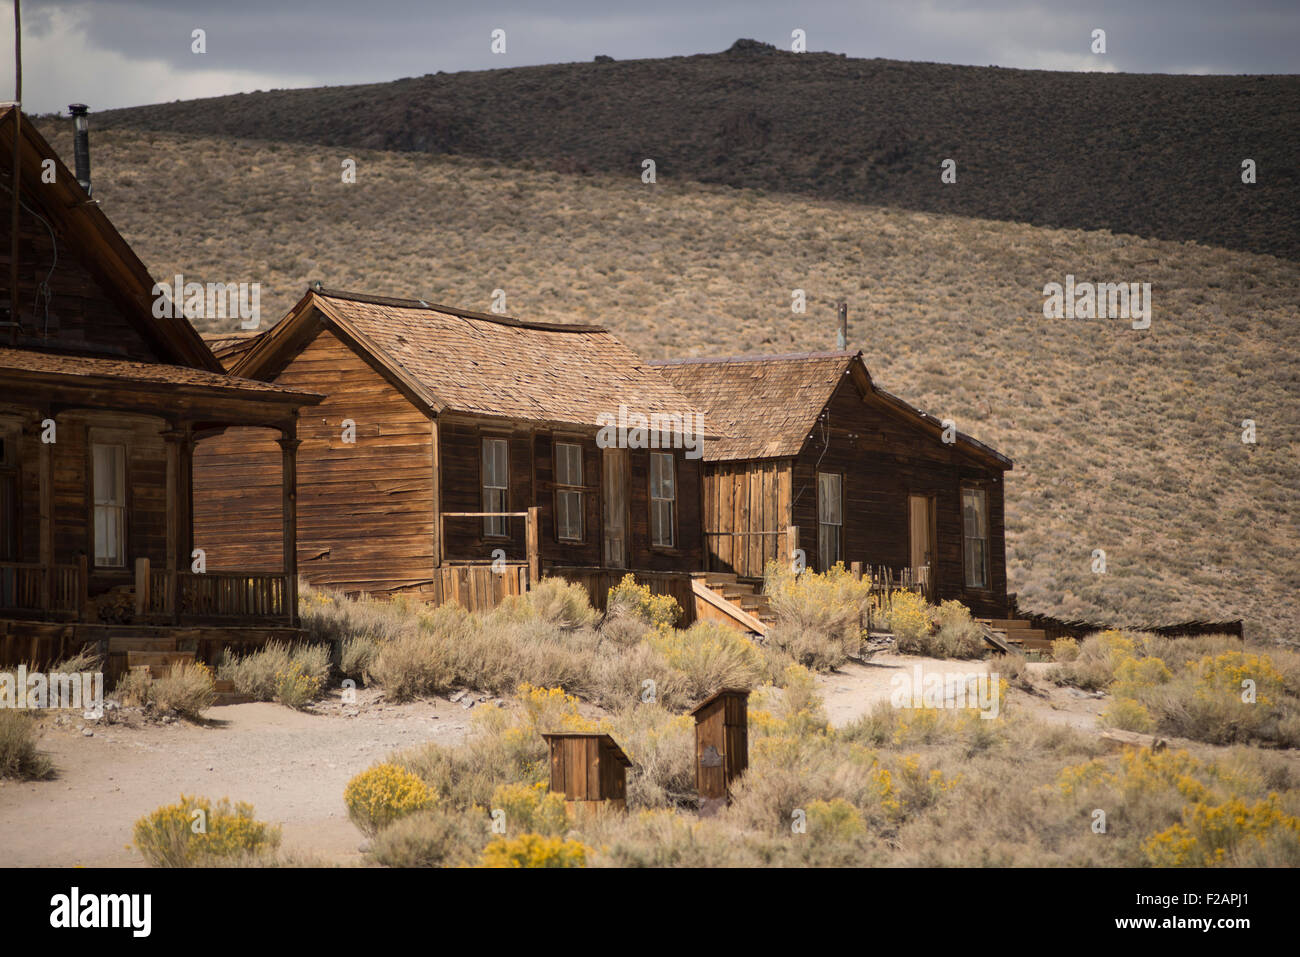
[203,331,267,370]
[234,287,704,431]
[653,350,1011,470]
[0,106,223,371]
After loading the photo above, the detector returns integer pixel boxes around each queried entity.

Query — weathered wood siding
[785,376,1008,614]
[193,326,437,595]
[697,377,1008,615]
[0,198,163,361]
[1,405,170,593]
[439,418,704,574]
[702,460,793,578]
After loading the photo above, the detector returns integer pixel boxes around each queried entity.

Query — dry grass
[0,710,53,780]
[89,48,1300,260]
[31,110,1300,644]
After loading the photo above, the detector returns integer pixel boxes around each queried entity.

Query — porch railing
[139,562,288,621]
[0,559,86,617]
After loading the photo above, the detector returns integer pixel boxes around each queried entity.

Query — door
[602,448,629,568]
[908,494,936,594]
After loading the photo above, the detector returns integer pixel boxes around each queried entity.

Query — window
[962,487,989,589]
[0,432,16,561]
[649,452,675,547]
[93,443,127,567]
[817,472,843,570]
[554,442,584,542]
[481,438,509,537]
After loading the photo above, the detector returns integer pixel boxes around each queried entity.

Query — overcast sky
[4,0,1298,114]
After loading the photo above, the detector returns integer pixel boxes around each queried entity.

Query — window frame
[553,441,585,543]
[817,471,844,571]
[481,436,510,539]
[961,486,990,590]
[91,439,128,569]
[648,451,676,549]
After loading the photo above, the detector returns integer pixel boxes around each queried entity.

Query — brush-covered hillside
[92,42,1300,260]
[36,117,1299,643]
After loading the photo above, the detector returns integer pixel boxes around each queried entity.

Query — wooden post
[37,411,52,611]
[133,556,150,617]
[162,425,191,624]
[785,525,800,572]
[850,561,862,581]
[526,505,540,589]
[76,553,88,620]
[278,427,301,627]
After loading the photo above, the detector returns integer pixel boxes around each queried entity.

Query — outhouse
[690,687,750,814]
[541,732,632,813]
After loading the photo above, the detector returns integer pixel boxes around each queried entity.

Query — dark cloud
[8,0,1299,113]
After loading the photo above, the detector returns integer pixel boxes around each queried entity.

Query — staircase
[977,618,1052,653]
[691,572,776,636]
[109,636,243,705]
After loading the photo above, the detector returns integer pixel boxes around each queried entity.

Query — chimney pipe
[836,301,848,350]
[68,103,90,195]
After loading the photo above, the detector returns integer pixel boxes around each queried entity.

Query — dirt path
[0,689,477,867]
[816,653,1107,729]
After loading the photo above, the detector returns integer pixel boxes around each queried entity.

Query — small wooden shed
[690,687,750,813]
[541,731,632,813]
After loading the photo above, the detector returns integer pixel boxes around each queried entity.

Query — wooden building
[691,687,750,812]
[541,731,632,813]
[0,107,321,675]
[655,351,1013,617]
[195,287,709,613]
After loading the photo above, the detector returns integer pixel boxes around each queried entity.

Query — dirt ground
[0,688,478,867]
[0,657,1110,867]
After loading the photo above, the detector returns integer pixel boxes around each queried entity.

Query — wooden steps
[690,575,774,635]
[125,649,196,677]
[978,618,1052,652]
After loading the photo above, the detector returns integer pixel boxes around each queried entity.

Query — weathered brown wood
[526,506,540,588]
[692,687,750,812]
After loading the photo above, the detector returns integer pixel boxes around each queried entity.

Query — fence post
[134,557,150,617]
[850,561,862,581]
[785,525,799,571]
[526,506,540,589]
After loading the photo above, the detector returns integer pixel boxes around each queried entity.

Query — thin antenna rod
[8,0,20,346]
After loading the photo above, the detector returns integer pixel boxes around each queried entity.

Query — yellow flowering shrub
[345,762,436,836]
[274,660,323,710]
[480,833,591,868]
[133,794,280,866]
[885,589,933,648]
[1187,651,1284,708]
[1143,795,1300,866]
[607,574,681,631]
[489,781,568,837]
[804,798,867,840]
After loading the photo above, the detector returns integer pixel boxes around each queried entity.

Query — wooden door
[602,448,629,569]
[908,494,936,593]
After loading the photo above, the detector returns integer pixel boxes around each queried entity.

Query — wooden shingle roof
[653,351,857,460]
[238,288,703,431]
[203,331,267,370]
[654,351,1011,469]
[0,347,319,400]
